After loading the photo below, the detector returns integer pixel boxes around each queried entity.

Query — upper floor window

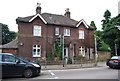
[79,30,84,39]
[64,28,70,36]
[33,44,41,57]
[55,27,59,35]
[33,25,41,36]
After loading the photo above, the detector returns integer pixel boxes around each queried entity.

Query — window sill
[33,56,41,57]
[64,35,70,37]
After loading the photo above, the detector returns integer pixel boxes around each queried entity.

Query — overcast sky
[0,0,119,32]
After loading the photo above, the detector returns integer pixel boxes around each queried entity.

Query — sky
[0,0,119,32]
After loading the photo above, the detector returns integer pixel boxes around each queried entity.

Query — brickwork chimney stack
[64,8,70,18]
[36,3,41,14]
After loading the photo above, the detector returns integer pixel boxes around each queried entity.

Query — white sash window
[33,25,41,36]
[33,45,41,57]
[79,30,84,39]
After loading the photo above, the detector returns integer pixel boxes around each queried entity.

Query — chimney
[64,8,70,18]
[36,3,42,14]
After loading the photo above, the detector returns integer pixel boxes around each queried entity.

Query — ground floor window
[33,44,41,57]
[79,46,85,57]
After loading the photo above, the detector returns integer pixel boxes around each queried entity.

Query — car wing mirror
[16,60,20,64]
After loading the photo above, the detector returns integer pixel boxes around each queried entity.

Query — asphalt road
[2,66,119,81]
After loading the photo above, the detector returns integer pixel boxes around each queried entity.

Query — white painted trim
[76,19,89,28]
[29,14,47,24]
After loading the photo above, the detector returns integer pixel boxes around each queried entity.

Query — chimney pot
[36,3,42,14]
[64,8,70,18]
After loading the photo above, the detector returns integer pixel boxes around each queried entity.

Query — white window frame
[79,30,84,39]
[33,25,41,36]
[55,27,59,35]
[64,28,70,36]
[33,44,41,57]
[79,46,85,57]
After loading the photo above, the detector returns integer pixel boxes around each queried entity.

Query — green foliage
[54,38,62,60]
[102,10,111,29]
[67,58,72,64]
[1,23,18,45]
[101,13,120,56]
[99,41,111,52]
[103,10,111,19]
[46,52,53,61]
[75,55,85,60]
[90,21,96,27]
[94,30,111,52]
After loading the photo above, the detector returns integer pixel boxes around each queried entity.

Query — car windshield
[111,56,120,60]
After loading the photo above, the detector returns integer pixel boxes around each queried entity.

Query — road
[2,66,119,80]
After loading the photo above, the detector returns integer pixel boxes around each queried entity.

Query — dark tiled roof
[16,13,96,29]
[41,13,78,27]
[16,15,35,23]
[16,13,78,27]
[0,39,18,49]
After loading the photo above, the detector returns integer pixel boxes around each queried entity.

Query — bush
[46,52,53,61]
[67,58,72,64]
[75,55,85,60]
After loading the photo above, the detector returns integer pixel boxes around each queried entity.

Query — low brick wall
[97,51,111,61]
[37,59,95,65]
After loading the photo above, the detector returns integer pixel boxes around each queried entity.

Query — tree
[102,14,120,56]
[1,23,17,45]
[101,10,111,29]
[104,10,111,19]
[90,21,96,27]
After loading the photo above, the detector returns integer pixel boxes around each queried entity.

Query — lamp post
[115,25,120,56]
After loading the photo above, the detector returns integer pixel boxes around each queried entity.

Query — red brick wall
[2,49,17,55]
[18,17,95,60]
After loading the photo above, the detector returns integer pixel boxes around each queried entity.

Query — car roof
[111,56,120,59]
[0,53,13,56]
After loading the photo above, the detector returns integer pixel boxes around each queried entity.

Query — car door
[2,54,16,76]
[13,57,27,75]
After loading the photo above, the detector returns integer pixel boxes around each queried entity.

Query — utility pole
[62,35,64,67]
[115,43,117,56]
[95,38,98,66]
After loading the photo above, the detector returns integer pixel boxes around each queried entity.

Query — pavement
[41,62,106,70]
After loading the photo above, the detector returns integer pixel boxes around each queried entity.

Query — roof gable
[76,19,89,28]
[29,14,47,24]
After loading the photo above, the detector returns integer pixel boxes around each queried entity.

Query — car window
[16,56,29,63]
[15,57,26,63]
[2,55,16,62]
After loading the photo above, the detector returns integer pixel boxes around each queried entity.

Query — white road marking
[48,70,59,79]
[49,70,55,76]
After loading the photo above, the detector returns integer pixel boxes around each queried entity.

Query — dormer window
[33,25,41,36]
[55,27,59,35]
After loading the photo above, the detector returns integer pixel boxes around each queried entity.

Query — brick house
[16,4,96,61]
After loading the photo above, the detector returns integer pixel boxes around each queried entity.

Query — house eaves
[76,19,89,28]
[29,14,47,24]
